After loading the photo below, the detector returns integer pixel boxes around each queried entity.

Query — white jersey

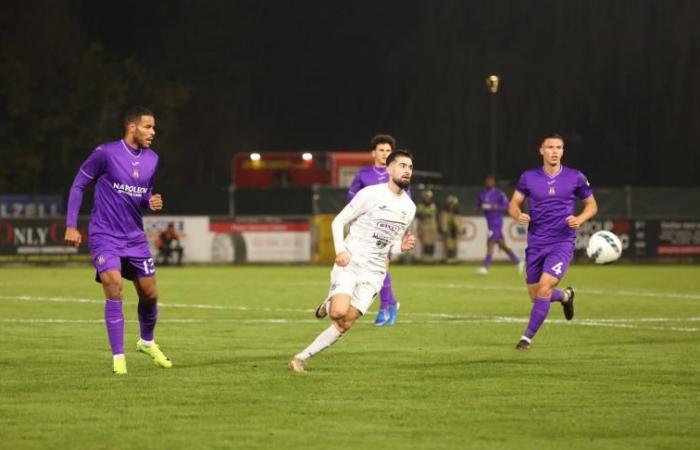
[332,183,416,273]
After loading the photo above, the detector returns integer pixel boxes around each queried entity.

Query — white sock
[295,324,344,361]
[139,339,154,347]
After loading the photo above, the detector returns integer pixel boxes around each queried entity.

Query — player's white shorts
[327,263,384,315]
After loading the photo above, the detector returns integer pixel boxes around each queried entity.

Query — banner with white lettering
[0,195,63,218]
[0,218,89,261]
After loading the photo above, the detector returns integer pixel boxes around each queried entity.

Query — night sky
[1,0,698,193]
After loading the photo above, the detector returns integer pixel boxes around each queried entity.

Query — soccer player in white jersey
[288,150,417,373]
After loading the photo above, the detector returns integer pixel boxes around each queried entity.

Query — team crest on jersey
[548,186,556,196]
[97,255,105,265]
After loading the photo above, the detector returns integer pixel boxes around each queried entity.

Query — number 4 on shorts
[551,262,563,276]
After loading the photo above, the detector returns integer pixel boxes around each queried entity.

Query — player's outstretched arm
[65,160,99,246]
[566,195,598,229]
[508,191,530,224]
[149,194,163,211]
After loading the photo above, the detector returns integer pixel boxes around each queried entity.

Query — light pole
[485,75,499,178]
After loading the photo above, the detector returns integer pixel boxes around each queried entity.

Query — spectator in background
[416,190,439,262]
[157,222,183,266]
[439,195,464,263]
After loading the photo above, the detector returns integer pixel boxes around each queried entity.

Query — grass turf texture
[1,264,699,449]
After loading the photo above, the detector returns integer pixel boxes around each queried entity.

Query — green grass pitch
[1,264,699,449]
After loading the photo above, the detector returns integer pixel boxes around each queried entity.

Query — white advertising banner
[143,216,212,263]
[210,220,311,263]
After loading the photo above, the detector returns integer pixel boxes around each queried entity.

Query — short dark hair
[124,106,154,128]
[386,149,414,166]
[541,133,565,146]
[369,134,396,151]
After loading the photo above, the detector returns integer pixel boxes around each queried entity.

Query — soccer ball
[586,230,622,264]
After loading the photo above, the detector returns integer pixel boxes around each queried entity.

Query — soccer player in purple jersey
[346,134,403,326]
[64,106,172,374]
[475,175,522,275]
[508,134,598,350]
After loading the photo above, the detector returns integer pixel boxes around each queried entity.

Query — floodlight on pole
[486,75,499,93]
[485,74,500,178]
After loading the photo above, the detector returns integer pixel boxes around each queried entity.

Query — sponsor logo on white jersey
[377,221,401,233]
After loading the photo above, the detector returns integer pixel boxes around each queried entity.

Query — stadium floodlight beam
[302,152,313,161]
[250,152,261,161]
[485,74,500,178]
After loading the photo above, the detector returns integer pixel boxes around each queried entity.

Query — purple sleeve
[574,171,593,200]
[515,172,529,197]
[65,148,106,227]
[139,157,158,209]
[497,190,509,212]
[346,172,363,203]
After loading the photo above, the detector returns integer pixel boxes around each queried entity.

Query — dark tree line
[1,0,697,196]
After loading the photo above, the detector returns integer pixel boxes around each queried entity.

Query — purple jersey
[346,166,389,202]
[66,139,158,245]
[476,187,508,231]
[515,165,592,246]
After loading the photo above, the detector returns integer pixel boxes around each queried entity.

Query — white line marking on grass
[3,295,699,332]
[0,318,206,324]
[0,295,102,304]
[223,280,700,301]
[403,282,700,300]
[0,295,315,313]
[1,317,697,332]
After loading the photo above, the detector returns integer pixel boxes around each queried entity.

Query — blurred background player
[439,195,464,263]
[508,133,597,350]
[346,134,403,326]
[289,151,417,373]
[475,175,522,274]
[64,106,172,375]
[156,222,184,266]
[416,190,438,262]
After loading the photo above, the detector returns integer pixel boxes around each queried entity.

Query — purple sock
[137,299,158,342]
[524,297,551,339]
[104,299,124,355]
[484,254,493,268]
[379,272,396,309]
[550,289,565,302]
[506,250,519,263]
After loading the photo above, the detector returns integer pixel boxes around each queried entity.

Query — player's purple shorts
[487,226,504,241]
[90,236,155,282]
[524,241,574,284]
